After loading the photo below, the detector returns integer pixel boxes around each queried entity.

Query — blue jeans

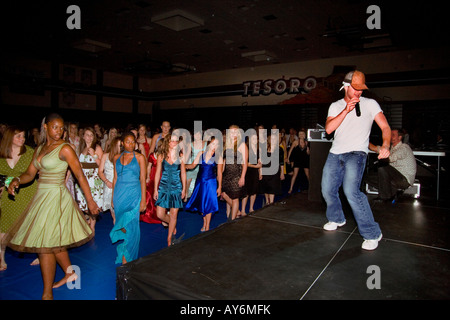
[321,151,381,240]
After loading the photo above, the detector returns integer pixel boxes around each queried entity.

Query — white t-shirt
[327,97,382,154]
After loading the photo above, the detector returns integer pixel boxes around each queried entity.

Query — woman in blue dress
[185,131,206,199]
[154,134,186,246]
[185,137,221,232]
[110,133,147,264]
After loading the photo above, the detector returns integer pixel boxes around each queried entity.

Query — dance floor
[1,177,449,300]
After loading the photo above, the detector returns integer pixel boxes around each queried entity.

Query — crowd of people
[3,70,416,299]
[0,116,310,299]
[1,70,431,301]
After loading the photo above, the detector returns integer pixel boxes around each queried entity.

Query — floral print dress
[75,153,104,212]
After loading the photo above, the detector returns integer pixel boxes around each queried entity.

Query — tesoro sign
[242,77,317,97]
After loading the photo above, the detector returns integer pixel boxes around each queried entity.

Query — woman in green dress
[4,113,100,300]
[0,126,38,271]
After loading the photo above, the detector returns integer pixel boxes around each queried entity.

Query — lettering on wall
[242,77,317,97]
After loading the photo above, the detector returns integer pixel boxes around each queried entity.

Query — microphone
[355,102,361,117]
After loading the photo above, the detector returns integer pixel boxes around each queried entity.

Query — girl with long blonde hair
[218,125,248,221]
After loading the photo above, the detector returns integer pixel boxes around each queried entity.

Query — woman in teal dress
[110,133,147,264]
[5,113,100,300]
[154,133,186,246]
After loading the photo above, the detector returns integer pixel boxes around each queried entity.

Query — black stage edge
[116,192,450,300]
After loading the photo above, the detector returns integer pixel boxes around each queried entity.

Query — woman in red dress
[140,139,162,224]
[137,124,151,159]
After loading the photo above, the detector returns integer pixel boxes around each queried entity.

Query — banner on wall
[242,76,317,97]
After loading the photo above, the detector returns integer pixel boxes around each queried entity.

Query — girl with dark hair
[4,113,99,299]
[110,132,147,264]
[75,127,104,231]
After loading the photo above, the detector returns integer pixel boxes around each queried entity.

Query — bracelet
[5,176,19,188]
[5,177,14,188]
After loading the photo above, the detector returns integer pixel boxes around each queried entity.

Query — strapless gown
[140,153,161,224]
[155,159,183,209]
[185,155,219,216]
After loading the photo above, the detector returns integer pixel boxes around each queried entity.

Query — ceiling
[1,0,449,79]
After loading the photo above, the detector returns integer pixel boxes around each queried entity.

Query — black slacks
[376,165,411,199]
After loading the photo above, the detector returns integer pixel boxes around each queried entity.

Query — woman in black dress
[287,130,310,194]
[218,125,247,220]
[259,133,285,205]
[241,130,261,215]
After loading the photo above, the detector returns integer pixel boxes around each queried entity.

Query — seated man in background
[369,128,417,201]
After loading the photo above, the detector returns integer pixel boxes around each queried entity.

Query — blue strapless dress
[185,156,219,216]
[110,152,141,264]
[155,159,183,209]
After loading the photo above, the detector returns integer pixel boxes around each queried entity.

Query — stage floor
[117,191,450,300]
[1,182,449,300]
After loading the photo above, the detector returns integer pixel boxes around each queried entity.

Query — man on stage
[321,70,391,250]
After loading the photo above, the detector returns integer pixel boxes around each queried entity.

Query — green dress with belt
[5,143,93,253]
